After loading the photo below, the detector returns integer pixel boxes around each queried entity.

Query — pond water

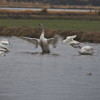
[0,7,96,12]
[0,36,100,100]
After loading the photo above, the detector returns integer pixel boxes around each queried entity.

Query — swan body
[78,46,96,55]
[0,39,10,45]
[62,35,79,46]
[20,24,62,53]
[72,45,97,55]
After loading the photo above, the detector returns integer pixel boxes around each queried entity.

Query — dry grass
[0,9,100,20]
[0,9,99,16]
[0,26,100,43]
[0,1,100,10]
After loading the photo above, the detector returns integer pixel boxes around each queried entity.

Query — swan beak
[71,44,74,47]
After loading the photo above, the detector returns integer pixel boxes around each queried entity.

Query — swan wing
[64,35,77,43]
[0,43,10,52]
[66,35,76,40]
[20,36,39,48]
[68,40,79,45]
[47,34,63,48]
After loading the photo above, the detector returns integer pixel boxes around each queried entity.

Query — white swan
[0,42,10,52]
[0,50,5,56]
[72,45,97,55]
[0,39,10,45]
[62,35,79,46]
[20,24,63,53]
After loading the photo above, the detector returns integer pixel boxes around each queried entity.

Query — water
[0,36,100,100]
[0,7,96,12]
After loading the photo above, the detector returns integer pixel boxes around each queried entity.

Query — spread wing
[47,34,63,48]
[20,36,39,48]
[66,35,77,41]
[69,35,76,39]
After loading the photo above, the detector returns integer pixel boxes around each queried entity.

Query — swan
[62,35,79,46]
[0,42,10,52]
[72,45,97,55]
[0,39,10,45]
[0,51,5,56]
[20,24,63,53]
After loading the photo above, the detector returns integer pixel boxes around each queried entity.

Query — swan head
[39,24,43,27]
[71,44,76,48]
[71,44,81,48]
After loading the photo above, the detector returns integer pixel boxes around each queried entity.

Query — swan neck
[41,25,44,36]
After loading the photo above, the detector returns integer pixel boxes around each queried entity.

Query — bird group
[20,24,97,55]
[0,24,97,56]
[62,35,96,55]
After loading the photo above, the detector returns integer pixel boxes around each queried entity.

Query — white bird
[0,39,10,45]
[0,50,5,56]
[20,24,63,53]
[62,35,79,46]
[0,42,10,52]
[72,45,97,55]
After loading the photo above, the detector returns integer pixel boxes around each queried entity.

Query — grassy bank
[0,19,100,43]
[0,26,100,43]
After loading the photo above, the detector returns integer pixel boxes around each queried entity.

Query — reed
[0,9,99,16]
[0,26,100,43]
[0,1,100,10]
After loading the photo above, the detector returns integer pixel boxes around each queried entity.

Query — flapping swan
[20,24,62,53]
[72,45,97,55]
[0,39,10,45]
[0,43,9,52]
[62,35,79,46]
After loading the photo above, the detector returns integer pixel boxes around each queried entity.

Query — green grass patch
[0,19,100,32]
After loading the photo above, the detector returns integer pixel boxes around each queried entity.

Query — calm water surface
[0,36,100,100]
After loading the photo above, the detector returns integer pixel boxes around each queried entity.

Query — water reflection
[0,7,96,12]
[20,51,60,57]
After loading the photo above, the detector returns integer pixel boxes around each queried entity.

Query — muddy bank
[0,26,100,43]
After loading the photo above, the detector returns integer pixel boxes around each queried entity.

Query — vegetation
[0,0,100,9]
[0,9,100,21]
[0,0,100,6]
[0,19,100,32]
[0,25,100,43]
[0,19,100,43]
[0,6,99,43]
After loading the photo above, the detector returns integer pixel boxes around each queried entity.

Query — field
[0,19,100,32]
[0,19,100,43]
